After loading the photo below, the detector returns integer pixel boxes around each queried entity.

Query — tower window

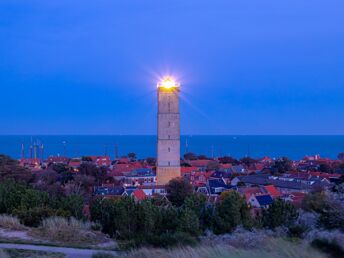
[168,147,170,152]
[168,161,170,166]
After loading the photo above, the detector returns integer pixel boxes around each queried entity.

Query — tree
[338,153,344,161]
[81,156,93,162]
[319,164,332,173]
[177,208,200,236]
[262,199,298,229]
[58,194,84,219]
[183,152,197,161]
[240,157,257,167]
[79,163,106,186]
[213,191,252,234]
[146,157,156,166]
[302,192,328,213]
[0,155,34,184]
[218,156,239,165]
[197,155,208,160]
[128,152,137,161]
[206,161,220,171]
[271,157,292,175]
[166,178,193,207]
[184,193,212,231]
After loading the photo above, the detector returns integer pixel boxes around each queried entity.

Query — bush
[288,224,307,238]
[13,207,70,227]
[0,214,25,230]
[213,191,252,234]
[262,199,298,229]
[147,232,197,248]
[311,238,344,258]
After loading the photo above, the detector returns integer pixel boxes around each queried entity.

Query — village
[19,152,344,213]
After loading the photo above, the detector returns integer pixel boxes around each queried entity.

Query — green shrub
[288,224,307,238]
[14,207,70,227]
[262,199,298,229]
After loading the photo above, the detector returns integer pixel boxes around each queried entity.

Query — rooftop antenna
[30,144,33,159]
[21,142,25,160]
[62,141,67,157]
[185,138,189,154]
[211,145,215,159]
[34,142,37,160]
[41,144,44,162]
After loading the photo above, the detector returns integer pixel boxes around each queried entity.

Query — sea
[0,135,344,161]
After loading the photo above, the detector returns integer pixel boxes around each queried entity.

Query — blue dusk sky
[0,0,343,135]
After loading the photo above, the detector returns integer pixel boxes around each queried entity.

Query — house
[95,156,111,167]
[248,194,273,209]
[230,165,247,174]
[263,185,281,198]
[190,171,209,186]
[238,187,264,201]
[209,170,231,184]
[283,192,307,208]
[93,186,125,197]
[123,168,156,186]
[207,178,231,195]
[69,159,81,171]
[231,174,270,186]
[46,156,69,165]
[138,185,167,196]
[132,189,147,201]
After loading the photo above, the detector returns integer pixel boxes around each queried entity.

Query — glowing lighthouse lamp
[157,77,180,91]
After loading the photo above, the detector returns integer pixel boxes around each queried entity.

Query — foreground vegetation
[94,238,324,258]
[0,248,64,258]
[1,154,344,257]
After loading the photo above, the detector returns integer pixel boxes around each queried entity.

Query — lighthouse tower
[156,77,181,185]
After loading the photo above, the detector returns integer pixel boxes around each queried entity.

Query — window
[168,147,170,152]
[168,161,170,166]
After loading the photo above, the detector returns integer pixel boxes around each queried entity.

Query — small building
[248,194,273,209]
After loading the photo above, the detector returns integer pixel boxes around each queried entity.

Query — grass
[29,216,107,245]
[0,248,64,258]
[119,238,327,258]
[0,215,26,231]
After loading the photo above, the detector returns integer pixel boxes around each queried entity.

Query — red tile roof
[189,159,211,167]
[181,166,199,175]
[264,185,281,198]
[132,189,147,201]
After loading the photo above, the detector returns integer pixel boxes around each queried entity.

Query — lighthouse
[156,77,181,185]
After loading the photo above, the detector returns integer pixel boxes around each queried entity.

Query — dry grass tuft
[30,216,105,245]
[0,215,26,231]
[120,238,326,258]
